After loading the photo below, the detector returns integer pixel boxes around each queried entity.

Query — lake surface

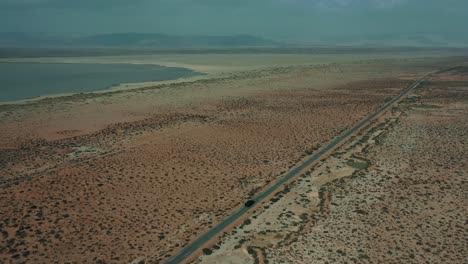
[0,62,202,102]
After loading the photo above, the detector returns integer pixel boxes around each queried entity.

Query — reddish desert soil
[0,55,466,263]
[197,66,467,264]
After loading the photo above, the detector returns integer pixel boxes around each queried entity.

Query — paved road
[165,69,445,264]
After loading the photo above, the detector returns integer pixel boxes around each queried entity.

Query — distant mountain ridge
[0,32,279,48]
[1,32,466,49]
[307,33,468,48]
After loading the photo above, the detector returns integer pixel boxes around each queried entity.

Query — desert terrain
[196,65,468,263]
[0,51,467,263]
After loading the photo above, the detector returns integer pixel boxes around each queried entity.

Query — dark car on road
[244,200,255,207]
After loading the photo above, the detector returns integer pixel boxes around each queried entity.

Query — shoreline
[0,62,213,106]
[0,74,213,106]
[0,57,234,74]
[1,51,466,106]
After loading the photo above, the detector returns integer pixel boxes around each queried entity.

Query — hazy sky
[1,0,467,42]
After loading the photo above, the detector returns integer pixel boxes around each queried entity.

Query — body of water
[0,62,202,102]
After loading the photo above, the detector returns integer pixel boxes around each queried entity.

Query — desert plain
[0,49,467,263]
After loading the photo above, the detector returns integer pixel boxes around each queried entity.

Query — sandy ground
[0,53,466,263]
[1,50,464,78]
[195,66,468,264]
